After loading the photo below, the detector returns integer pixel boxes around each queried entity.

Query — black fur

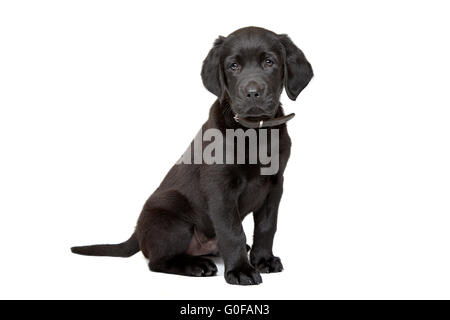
[71,26,313,285]
[71,233,138,257]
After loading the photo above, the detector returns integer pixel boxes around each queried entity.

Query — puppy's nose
[244,81,263,100]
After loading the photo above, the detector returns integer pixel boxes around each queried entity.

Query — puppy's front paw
[251,255,284,273]
[225,265,262,285]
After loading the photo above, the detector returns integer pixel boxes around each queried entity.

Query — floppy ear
[201,36,226,101]
[278,34,314,101]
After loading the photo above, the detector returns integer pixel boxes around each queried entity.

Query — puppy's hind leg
[136,201,217,277]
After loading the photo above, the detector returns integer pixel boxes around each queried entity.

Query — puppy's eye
[229,63,239,71]
[264,58,274,66]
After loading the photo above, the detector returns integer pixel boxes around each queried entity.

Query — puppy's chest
[238,174,274,215]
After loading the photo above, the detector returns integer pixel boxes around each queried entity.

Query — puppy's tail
[71,232,139,257]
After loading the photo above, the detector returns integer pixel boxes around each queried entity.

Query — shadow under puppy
[71,26,313,285]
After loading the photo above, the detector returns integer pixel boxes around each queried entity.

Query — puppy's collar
[233,113,295,129]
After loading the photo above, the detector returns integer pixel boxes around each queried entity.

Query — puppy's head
[201,27,313,119]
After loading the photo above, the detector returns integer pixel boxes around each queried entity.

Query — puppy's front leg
[208,193,262,285]
[250,176,284,273]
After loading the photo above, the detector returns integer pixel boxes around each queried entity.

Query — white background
[1,0,449,299]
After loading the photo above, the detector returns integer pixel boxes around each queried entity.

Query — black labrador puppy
[71,26,313,285]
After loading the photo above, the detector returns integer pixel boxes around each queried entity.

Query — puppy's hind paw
[183,257,218,277]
